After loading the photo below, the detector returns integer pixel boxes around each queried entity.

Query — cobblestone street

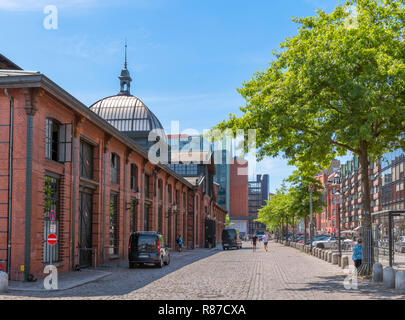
[1,241,404,300]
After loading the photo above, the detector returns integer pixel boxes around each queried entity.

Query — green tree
[225,214,234,228]
[257,185,292,240]
[216,0,405,274]
[287,165,324,244]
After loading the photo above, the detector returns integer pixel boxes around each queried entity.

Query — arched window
[130,164,138,191]
[158,179,163,200]
[168,184,172,204]
[110,153,120,184]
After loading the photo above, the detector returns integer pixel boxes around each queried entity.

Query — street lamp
[309,184,314,252]
[335,190,343,257]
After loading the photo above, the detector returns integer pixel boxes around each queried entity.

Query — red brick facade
[0,72,226,280]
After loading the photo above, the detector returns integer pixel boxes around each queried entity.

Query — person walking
[252,233,258,252]
[352,238,363,270]
[263,233,269,252]
[177,234,183,252]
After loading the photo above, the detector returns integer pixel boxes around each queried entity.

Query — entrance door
[79,192,93,267]
[205,219,216,248]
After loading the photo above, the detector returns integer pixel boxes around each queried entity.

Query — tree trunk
[292,216,295,242]
[358,141,374,275]
[304,216,307,245]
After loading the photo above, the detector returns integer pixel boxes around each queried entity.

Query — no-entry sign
[47,234,57,246]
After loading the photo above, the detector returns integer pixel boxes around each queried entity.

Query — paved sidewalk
[1,244,404,299]
[8,269,112,292]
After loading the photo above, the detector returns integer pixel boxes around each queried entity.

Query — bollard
[372,263,383,282]
[383,266,396,289]
[324,251,329,261]
[338,255,342,267]
[332,253,339,265]
[395,270,405,294]
[312,247,316,256]
[341,256,349,269]
[0,271,8,293]
[328,251,332,263]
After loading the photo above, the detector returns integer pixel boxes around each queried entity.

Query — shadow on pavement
[3,249,221,299]
[283,275,405,300]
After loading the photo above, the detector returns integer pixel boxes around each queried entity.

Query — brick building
[0,54,226,281]
[229,158,249,236]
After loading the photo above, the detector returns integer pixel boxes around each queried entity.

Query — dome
[90,95,167,151]
[89,45,167,152]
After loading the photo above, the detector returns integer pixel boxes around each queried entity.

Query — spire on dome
[118,39,132,96]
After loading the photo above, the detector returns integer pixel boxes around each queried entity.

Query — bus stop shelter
[371,209,405,268]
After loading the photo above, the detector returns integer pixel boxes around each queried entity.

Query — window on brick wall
[110,153,120,184]
[130,164,138,191]
[109,193,119,256]
[43,175,60,263]
[168,184,172,203]
[158,179,163,201]
[80,140,93,180]
[45,118,72,162]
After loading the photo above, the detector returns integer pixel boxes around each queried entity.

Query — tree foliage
[216,0,405,272]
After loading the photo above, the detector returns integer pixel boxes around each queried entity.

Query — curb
[8,270,112,292]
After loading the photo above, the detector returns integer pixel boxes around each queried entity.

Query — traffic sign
[50,211,56,222]
[50,224,56,234]
[47,234,57,246]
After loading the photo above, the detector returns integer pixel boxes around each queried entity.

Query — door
[79,192,93,267]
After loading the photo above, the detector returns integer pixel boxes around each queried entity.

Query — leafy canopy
[216,0,405,168]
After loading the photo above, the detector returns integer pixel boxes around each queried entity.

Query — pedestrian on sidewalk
[263,233,269,252]
[352,238,363,270]
[177,234,183,252]
[252,233,258,252]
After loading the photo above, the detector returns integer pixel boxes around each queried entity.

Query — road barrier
[332,253,339,265]
[383,266,396,289]
[0,272,8,293]
[395,270,405,294]
[341,256,349,269]
[372,263,383,282]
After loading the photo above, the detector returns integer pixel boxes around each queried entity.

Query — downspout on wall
[4,89,14,278]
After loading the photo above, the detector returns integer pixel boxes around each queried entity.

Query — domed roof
[89,45,167,151]
[90,95,165,133]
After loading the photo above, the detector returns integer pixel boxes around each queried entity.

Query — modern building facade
[248,174,269,235]
[0,54,226,281]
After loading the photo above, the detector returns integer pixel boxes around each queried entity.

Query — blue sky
[0,0,346,193]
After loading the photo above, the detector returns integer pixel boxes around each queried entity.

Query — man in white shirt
[263,233,269,252]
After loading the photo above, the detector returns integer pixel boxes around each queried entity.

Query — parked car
[312,237,338,249]
[222,228,243,250]
[128,231,170,268]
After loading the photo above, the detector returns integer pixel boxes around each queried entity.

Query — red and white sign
[47,234,57,246]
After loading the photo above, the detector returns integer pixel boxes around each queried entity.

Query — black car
[128,231,170,268]
[222,228,242,250]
